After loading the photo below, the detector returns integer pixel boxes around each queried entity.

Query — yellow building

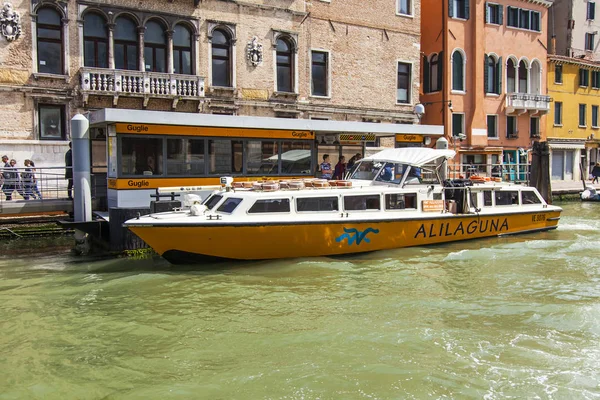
[548,55,600,181]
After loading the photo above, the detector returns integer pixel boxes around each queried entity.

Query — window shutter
[448,0,454,18]
[496,56,502,94]
[485,2,489,23]
[499,5,504,25]
[423,55,430,93]
[593,3,596,20]
[438,50,444,91]
[484,54,489,93]
[465,0,470,20]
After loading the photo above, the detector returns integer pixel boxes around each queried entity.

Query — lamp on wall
[413,100,453,122]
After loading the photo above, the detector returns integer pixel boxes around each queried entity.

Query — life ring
[312,179,329,188]
[336,180,352,187]
[289,180,305,190]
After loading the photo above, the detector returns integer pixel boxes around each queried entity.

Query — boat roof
[361,148,456,167]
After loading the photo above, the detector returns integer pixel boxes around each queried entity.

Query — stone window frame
[207,21,237,89]
[77,3,200,75]
[396,60,413,104]
[396,0,413,17]
[272,30,299,95]
[82,11,109,69]
[34,99,70,141]
[310,48,332,99]
[451,48,466,93]
[486,114,498,139]
[31,0,70,79]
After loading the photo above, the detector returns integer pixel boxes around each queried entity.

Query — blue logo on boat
[336,227,380,245]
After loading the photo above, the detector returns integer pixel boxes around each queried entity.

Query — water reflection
[0,202,599,399]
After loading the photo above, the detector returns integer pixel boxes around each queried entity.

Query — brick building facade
[0,0,422,167]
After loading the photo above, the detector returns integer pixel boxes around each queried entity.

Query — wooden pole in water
[531,141,552,204]
[579,162,587,191]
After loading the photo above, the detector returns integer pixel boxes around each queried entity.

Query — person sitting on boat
[380,165,393,181]
[320,154,332,180]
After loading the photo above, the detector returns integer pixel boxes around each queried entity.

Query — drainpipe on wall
[442,0,449,141]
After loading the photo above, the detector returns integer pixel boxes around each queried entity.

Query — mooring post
[436,137,449,182]
[71,114,92,222]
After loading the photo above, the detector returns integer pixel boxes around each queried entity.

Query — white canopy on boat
[361,148,456,167]
[267,149,311,162]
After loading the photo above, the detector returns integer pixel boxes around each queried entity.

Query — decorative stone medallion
[0,3,21,42]
[246,36,263,67]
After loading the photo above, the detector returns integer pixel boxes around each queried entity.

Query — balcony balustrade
[80,67,205,108]
[505,93,551,115]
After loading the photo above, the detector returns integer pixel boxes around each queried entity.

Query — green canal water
[1,202,599,399]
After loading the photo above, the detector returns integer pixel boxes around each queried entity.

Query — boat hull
[128,210,561,263]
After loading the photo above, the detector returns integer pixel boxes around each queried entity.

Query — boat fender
[190,204,208,216]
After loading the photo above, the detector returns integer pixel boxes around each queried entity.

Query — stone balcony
[505,93,551,115]
[80,67,205,108]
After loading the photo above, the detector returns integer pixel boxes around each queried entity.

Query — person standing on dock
[65,142,73,200]
[1,155,12,200]
[591,162,600,184]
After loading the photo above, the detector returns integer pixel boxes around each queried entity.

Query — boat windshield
[350,161,409,184]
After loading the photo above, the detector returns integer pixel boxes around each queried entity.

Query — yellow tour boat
[125,148,562,264]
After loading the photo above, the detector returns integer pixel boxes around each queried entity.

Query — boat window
[385,193,417,210]
[521,190,542,204]
[203,194,223,210]
[217,197,243,213]
[248,198,290,213]
[350,161,381,181]
[483,191,492,206]
[296,197,339,212]
[376,163,407,184]
[495,191,519,206]
[344,195,381,211]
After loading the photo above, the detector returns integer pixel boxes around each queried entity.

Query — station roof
[88,109,444,136]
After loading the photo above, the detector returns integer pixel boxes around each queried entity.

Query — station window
[217,197,243,213]
[209,139,243,174]
[280,141,312,175]
[385,193,416,210]
[167,138,205,175]
[521,191,542,204]
[248,199,290,213]
[344,194,381,211]
[120,136,163,176]
[246,140,278,175]
[296,197,339,212]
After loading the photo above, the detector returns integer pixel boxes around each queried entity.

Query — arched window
[114,16,139,70]
[173,24,192,75]
[83,13,108,68]
[507,58,516,93]
[518,60,528,93]
[37,7,63,74]
[485,54,501,94]
[530,60,541,94]
[276,37,294,92]
[144,20,167,73]
[212,29,231,87]
[430,54,440,92]
[452,50,464,91]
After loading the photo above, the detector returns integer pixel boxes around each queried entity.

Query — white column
[71,114,92,223]
[108,23,115,69]
[138,27,145,72]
